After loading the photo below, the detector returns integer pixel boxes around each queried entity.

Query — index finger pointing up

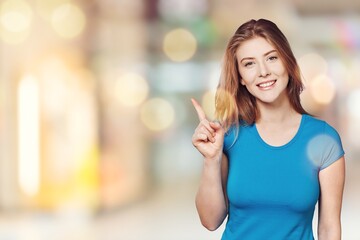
[191,98,207,121]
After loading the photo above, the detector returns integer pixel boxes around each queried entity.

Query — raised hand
[191,98,225,160]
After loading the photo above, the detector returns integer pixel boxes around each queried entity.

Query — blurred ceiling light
[202,90,216,120]
[163,28,197,62]
[309,75,336,105]
[347,89,360,119]
[18,74,40,197]
[0,0,32,44]
[140,98,175,131]
[115,73,149,107]
[51,3,86,39]
[298,53,328,86]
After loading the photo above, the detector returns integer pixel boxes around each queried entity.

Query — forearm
[196,157,227,231]
[318,157,345,240]
[318,221,341,240]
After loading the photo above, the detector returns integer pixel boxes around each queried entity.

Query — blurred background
[0,0,359,239]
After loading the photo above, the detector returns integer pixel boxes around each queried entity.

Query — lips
[257,80,276,89]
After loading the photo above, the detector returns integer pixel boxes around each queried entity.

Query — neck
[256,98,298,124]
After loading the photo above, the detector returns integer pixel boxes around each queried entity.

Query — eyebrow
[240,49,277,63]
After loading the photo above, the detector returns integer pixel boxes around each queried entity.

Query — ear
[240,78,246,86]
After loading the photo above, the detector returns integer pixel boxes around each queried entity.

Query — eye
[267,55,278,61]
[244,61,254,67]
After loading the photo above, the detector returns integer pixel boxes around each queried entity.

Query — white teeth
[259,81,275,88]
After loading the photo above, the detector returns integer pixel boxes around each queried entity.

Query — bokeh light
[0,2,31,32]
[214,89,237,122]
[114,72,149,107]
[51,3,86,39]
[309,75,336,105]
[140,98,175,131]
[163,28,197,62]
[298,53,328,85]
[307,134,340,167]
[35,0,70,21]
[0,0,32,44]
[202,90,216,120]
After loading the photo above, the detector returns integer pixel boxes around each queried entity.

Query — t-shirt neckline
[252,114,306,150]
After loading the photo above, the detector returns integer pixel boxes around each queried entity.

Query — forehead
[236,37,276,58]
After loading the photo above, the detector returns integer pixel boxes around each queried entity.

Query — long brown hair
[215,19,308,131]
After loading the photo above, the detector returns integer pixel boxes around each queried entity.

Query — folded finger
[195,130,215,143]
[200,119,216,137]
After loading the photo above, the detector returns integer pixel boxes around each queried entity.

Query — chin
[255,94,281,103]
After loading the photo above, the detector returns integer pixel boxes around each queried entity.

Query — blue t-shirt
[221,114,344,240]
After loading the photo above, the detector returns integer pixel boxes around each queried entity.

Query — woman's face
[236,37,289,105]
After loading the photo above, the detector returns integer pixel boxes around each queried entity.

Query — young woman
[191,19,345,239]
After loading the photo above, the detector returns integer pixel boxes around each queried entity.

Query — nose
[258,61,270,77]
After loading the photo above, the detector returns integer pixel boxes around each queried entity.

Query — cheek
[239,69,255,86]
[273,63,288,76]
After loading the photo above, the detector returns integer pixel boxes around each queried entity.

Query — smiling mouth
[257,80,276,88]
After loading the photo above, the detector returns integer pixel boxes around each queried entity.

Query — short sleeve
[306,122,345,170]
[320,123,345,170]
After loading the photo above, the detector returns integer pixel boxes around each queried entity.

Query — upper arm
[318,156,345,230]
[221,154,229,211]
